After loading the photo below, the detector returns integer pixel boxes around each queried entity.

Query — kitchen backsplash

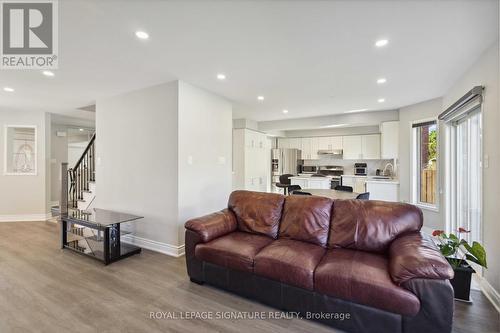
[304,157,397,177]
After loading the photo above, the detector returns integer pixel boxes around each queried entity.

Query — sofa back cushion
[279,195,333,247]
[228,190,285,239]
[328,200,423,253]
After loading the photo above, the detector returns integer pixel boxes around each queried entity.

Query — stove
[318,166,344,189]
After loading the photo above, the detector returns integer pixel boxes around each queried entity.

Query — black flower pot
[447,258,476,302]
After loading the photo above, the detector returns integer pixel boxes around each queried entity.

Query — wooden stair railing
[68,134,95,209]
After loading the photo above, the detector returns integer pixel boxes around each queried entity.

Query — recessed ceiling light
[135,31,149,40]
[257,96,264,101]
[3,87,14,92]
[216,73,226,80]
[375,39,389,47]
[42,70,55,77]
[378,98,386,103]
[344,108,369,113]
[376,78,387,84]
[79,128,84,132]
[282,109,289,114]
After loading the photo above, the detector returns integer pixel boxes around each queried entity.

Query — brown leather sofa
[185,191,454,333]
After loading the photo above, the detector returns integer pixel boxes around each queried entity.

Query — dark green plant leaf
[463,242,487,268]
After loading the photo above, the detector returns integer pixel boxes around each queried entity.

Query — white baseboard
[479,276,500,313]
[122,234,185,257]
[0,213,52,222]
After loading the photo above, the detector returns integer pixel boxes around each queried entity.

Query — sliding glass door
[452,108,482,243]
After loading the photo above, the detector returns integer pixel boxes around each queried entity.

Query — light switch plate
[188,156,193,165]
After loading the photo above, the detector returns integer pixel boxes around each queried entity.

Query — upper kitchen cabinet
[318,136,343,150]
[361,134,381,159]
[380,121,399,159]
[278,137,301,150]
[342,135,362,159]
[342,135,381,160]
[288,138,302,150]
[277,137,289,148]
[301,137,312,159]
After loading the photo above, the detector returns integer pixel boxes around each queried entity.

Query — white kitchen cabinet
[288,138,302,150]
[310,137,319,159]
[277,137,290,149]
[233,129,270,192]
[341,175,367,193]
[342,136,363,159]
[366,181,399,201]
[318,137,330,150]
[330,136,343,150]
[301,138,312,159]
[291,177,330,189]
[342,135,380,160]
[318,136,343,150]
[362,134,381,159]
[380,121,399,159]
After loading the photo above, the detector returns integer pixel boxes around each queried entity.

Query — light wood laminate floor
[0,222,498,333]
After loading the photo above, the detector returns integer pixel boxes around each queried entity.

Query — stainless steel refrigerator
[271,148,302,193]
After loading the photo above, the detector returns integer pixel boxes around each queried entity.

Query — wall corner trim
[122,234,185,257]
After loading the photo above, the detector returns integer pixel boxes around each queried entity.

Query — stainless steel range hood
[317,149,343,157]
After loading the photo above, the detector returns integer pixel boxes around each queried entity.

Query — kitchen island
[304,189,358,200]
[365,178,400,202]
[289,176,331,189]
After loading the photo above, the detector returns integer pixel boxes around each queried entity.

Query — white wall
[96,80,233,252]
[50,124,68,204]
[177,81,232,244]
[398,97,443,230]
[96,82,179,247]
[443,43,500,297]
[0,109,49,221]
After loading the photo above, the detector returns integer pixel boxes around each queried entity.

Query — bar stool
[275,174,293,195]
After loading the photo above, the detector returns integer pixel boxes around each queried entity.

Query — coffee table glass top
[63,208,143,227]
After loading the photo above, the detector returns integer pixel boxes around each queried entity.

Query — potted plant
[432,228,487,302]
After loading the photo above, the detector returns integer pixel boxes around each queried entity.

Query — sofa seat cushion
[195,231,273,272]
[254,239,326,290]
[314,249,421,316]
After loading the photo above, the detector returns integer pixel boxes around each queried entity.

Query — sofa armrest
[389,232,454,285]
[185,208,237,243]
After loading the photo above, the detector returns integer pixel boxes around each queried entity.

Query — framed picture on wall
[3,125,37,176]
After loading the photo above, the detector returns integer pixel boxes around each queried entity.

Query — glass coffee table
[60,208,143,265]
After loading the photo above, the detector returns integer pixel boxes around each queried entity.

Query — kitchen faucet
[383,163,394,177]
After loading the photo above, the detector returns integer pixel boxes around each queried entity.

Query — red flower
[432,230,445,237]
[458,227,470,233]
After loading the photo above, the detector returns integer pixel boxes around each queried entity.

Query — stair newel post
[61,162,68,215]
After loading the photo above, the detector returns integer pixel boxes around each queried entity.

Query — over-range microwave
[301,166,318,174]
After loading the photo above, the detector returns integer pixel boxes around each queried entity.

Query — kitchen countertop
[342,174,400,184]
[365,178,400,185]
[305,189,358,200]
[290,175,331,180]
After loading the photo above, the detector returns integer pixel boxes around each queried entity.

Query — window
[451,109,482,243]
[413,120,438,207]
[3,125,37,175]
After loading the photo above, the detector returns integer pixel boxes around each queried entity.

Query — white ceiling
[0,0,498,122]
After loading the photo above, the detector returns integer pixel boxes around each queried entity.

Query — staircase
[68,134,96,210]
